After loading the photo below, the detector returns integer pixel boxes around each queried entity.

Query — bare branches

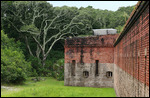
[44,15,77,45]
[6,9,26,25]
[31,36,43,52]
[45,33,59,45]
[3,1,86,67]
[36,36,41,59]
[45,25,75,57]
[44,11,63,33]
[45,37,60,57]
[7,19,21,33]
[25,36,34,56]
[44,15,58,33]
[40,16,47,32]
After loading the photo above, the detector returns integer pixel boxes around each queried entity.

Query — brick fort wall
[114,1,149,97]
[64,34,118,88]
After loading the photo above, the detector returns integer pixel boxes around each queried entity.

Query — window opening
[106,71,113,78]
[71,60,75,76]
[95,60,99,76]
[101,38,104,43]
[83,71,89,78]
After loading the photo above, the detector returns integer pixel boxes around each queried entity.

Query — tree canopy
[1,1,135,81]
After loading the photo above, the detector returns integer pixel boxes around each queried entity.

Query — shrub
[43,59,64,80]
[47,50,64,64]
[1,30,32,84]
[27,56,42,76]
[26,49,64,78]
[53,59,64,81]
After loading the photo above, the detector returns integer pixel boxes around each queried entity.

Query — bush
[1,30,32,84]
[47,50,64,64]
[26,49,64,78]
[43,59,64,80]
[53,59,64,81]
[27,56,42,76]
[27,56,51,77]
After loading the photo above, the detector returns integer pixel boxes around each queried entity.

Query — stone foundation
[114,64,149,97]
[64,63,114,88]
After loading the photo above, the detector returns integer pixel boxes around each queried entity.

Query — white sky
[47,1,138,11]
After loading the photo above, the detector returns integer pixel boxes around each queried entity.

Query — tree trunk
[42,56,46,68]
[36,45,41,59]
[36,36,41,59]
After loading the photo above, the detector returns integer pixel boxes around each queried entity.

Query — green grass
[1,77,116,97]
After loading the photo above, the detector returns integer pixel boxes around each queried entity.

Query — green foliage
[47,50,64,63]
[115,25,124,33]
[44,59,64,81]
[1,1,54,60]
[117,5,135,15]
[27,56,42,76]
[25,49,64,79]
[1,30,21,51]
[1,1,135,55]
[78,4,135,33]
[20,24,40,36]
[1,1,135,79]
[1,30,32,83]
[53,59,64,81]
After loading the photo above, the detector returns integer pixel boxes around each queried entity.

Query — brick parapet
[65,34,118,47]
[64,34,118,64]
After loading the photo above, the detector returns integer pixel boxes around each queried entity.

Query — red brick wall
[114,5,149,86]
[65,47,114,63]
[64,1,149,97]
[65,34,118,64]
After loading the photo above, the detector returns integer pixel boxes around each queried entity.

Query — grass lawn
[1,77,116,97]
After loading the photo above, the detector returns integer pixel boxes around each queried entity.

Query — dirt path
[1,86,20,91]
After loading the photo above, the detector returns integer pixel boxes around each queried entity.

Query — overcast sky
[47,1,138,11]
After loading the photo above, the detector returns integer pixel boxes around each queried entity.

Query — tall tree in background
[2,1,90,67]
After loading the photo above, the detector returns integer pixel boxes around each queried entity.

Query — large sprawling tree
[2,1,91,67]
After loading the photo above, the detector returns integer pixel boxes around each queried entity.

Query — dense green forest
[1,1,135,83]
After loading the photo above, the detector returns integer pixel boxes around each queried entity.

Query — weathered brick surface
[114,64,149,97]
[64,34,118,88]
[64,1,149,97]
[65,47,115,64]
[114,3,149,97]
[65,34,118,47]
[64,63,114,87]
[64,34,118,64]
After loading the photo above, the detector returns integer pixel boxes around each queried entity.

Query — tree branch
[45,32,61,45]
[44,13,60,33]
[7,19,21,33]
[31,36,43,51]
[25,36,34,56]
[45,29,73,57]
[34,35,41,59]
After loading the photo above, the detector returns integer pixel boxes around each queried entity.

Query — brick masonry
[64,1,149,97]
[64,34,118,88]
[114,2,149,97]
[65,34,118,64]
